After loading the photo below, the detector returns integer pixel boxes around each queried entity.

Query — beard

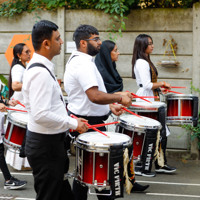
[87,42,100,56]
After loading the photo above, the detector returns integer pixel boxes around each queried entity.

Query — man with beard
[64,25,132,200]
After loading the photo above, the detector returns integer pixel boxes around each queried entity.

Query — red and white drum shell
[116,114,161,161]
[3,111,27,149]
[75,131,131,189]
[165,94,199,126]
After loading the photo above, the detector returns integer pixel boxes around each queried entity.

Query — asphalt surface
[0,155,200,200]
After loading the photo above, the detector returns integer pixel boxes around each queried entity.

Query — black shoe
[4,176,27,190]
[141,171,156,177]
[155,164,176,173]
[131,182,149,192]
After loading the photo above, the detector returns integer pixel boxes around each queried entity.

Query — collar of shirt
[28,53,55,75]
[72,50,93,61]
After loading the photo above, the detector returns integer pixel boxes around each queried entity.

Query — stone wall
[1,4,200,154]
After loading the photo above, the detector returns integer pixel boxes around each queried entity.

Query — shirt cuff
[68,117,78,130]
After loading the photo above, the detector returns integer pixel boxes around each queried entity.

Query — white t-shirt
[64,50,110,116]
[11,64,25,102]
[134,59,154,102]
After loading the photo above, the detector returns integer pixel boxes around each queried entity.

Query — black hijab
[95,40,123,93]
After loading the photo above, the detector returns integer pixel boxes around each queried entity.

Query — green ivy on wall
[0,0,198,38]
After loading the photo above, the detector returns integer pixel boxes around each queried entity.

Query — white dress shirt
[22,53,77,134]
[134,59,154,102]
[11,64,25,103]
[64,50,110,116]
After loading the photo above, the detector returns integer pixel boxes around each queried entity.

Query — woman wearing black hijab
[95,40,123,93]
[95,40,149,193]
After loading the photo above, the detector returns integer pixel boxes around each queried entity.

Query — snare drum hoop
[76,132,132,152]
[7,111,27,129]
[118,114,162,132]
[165,94,198,100]
[130,101,166,112]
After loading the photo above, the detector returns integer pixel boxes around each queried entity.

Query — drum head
[119,113,162,132]
[130,101,166,111]
[8,111,28,127]
[76,131,132,150]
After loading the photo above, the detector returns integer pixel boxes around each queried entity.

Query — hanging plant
[158,36,180,67]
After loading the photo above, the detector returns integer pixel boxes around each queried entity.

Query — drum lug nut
[99,153,104,157]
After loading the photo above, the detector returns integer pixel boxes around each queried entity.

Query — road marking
[137,180,200,186]
[0,172,32,176]
[147,193,200,198]
[0,197,35,200]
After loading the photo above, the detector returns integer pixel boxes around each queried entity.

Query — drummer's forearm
[152,82,165,90]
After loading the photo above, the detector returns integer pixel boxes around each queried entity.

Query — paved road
[0,156,200,200]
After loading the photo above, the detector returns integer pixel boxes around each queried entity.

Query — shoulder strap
[68,55,78,64]
[28,63,56,81]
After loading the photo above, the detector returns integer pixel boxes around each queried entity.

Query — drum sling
[109,144,124,199]
[141,128,157,173]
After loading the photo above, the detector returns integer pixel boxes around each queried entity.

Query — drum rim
[165,94,198,98]
[118,115,162,130]
[131,101,166,108]
[76,131,132,150]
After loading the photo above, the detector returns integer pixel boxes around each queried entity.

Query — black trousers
[25,130,74,200]
[0,143,11,181]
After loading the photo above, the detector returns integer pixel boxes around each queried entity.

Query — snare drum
[116,114,161,163]
[165,94,199,126]
[3,111,27,149]
[75,131,131,191]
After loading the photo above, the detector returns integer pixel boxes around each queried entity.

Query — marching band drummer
[95,40,149,193]
[22,20,88,200]
[64,24,132,200]
[0,84,27,190]
[132,34,176,176]
[6,43,31,171]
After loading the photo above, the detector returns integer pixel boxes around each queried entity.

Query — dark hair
[73,24,99,49]
[102,40,116,53]
[8,43,26,98]
[131,34,157,78]
[32,20,58,51]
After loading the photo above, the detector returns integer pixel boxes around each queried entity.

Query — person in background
[22,20,88,200]
[132,34,176,176]
[95,39,149,193]
[0,82,27,190]
[64,24,132,200]
[6,43,31,170]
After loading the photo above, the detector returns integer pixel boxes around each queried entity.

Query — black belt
[68,110,111,121]
[26,130,66,141]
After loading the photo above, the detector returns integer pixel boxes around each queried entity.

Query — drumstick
[133,96,159,99]
[90,121,120,128]
[70,114,109,138]
[165,89,183,94]
[129,92,152,104]
[12,98,26,108]
[162,86,186,89]
[113,103,143,118]
[5,106,27,113]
